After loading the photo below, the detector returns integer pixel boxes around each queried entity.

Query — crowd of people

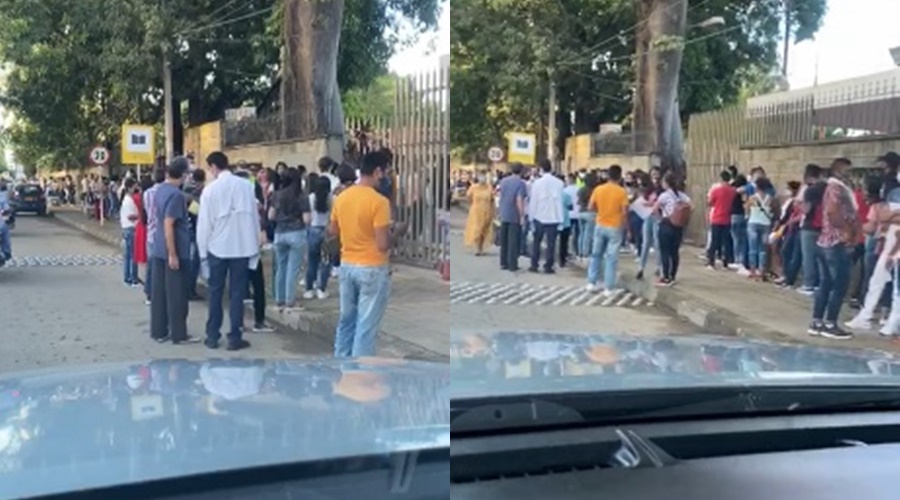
[460,151,900,342]
[114,149,400,357]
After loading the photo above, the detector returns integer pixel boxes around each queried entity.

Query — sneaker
[302,290,316,300]
[736,267,751,277]
[173,335,201,345]
[705,265,716,271]
[226,339,251,351]
[820,323,853,340]
[315,289,328,300]
[727,263,741,270]
[797,287,815,296]
[635,270,644,281]
[807,321,824,336]
[654,278,669,287]
[585,283,601,293]
[243,298,253,305]
[144,299,151,306]
[845,317,874,331]
[602,289,619,298]
[252,324,275,333]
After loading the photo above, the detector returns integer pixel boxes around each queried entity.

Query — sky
[388,1,449,76]
[788,0,900,89]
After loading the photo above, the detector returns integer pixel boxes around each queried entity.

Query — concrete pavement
[0,214,331,372]
[449,209,693,339]
[52,207,448,362]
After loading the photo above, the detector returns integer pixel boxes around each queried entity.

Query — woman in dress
[463,171,495,256]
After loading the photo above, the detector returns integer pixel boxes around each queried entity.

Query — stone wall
[183,121,223,166]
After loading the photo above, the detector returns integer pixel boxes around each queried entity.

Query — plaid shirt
[817,177,860,248]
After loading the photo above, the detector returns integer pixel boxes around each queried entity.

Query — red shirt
[707,183,737,225]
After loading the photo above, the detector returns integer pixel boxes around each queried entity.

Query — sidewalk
[572,243,900,354]
[51,207,448,362]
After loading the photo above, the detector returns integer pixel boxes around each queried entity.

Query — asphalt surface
[449,208,692,338]
[0,214,332,373]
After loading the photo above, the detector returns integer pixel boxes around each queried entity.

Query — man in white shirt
[528,160,565,273]
[197,151,261,351]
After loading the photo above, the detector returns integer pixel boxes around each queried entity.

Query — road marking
[450,282,648,308]
[4,254,122,268]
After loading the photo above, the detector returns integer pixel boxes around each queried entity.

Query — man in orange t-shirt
[586,165,629,295]
[329,151,402,358]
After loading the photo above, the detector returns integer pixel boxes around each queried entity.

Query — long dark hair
[313,176,331,213]
[119,178,136,206]
[277,167,304,213]
[664,172,683,195]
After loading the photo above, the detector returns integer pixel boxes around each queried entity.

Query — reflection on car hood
[0,357,449,499]
[451,331,900,398]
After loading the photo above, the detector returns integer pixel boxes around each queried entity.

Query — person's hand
[168,254,179,270]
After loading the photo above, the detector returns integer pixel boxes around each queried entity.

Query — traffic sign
[487,146,504,162]
[121,124,155,165]
[507,132,536,165]
[89,145,110,165]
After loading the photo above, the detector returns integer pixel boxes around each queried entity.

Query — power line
[180,4,276,36]
[577,24,743,68]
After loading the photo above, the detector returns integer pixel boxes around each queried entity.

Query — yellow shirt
[331,185,392,266]
[590,182,629,228]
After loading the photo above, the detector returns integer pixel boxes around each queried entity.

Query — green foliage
[450,0,827,160]
[0,0,440,171]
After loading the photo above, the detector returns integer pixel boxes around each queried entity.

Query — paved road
[0,215,331,373]
[449,209,691,337]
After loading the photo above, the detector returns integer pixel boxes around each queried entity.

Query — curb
[50,212,449,361]
[569,257,798,344]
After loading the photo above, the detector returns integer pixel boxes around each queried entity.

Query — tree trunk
[632,0,687,178]
[282,0,346,160]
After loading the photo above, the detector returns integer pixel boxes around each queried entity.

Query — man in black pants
[149,157,199,344]
[497,162,528,271]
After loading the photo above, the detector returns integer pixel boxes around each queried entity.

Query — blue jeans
[800,229,820,289]
[0,221,10,261]
[578,212,596,257]
[781,229,802,286]
[335,264,392,358]
[122,227,138,284]
[587,225,623,290]
[747,223,770,270]
[205,254,250,344]
[273,229,307,305]
[730,215,748,267]
[628,211,643,251]
[813,244,851,323]
[306,226,332,292]
[639,216,660,273]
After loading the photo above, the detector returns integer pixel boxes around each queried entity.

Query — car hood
[451,331,900,399]
[0,357,449,499]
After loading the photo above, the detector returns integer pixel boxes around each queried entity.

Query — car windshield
[450,1,900,433]
[0,1,449,498]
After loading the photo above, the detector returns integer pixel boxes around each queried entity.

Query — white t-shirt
[119,194,138,229]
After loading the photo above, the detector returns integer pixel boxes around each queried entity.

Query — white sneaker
[315,289,328,300]
[302,290,315,299]
[845,317,874,331]
[727,263,741,270]
[585,283,601,293]
[602,289,618,298]
[736,267,751,277]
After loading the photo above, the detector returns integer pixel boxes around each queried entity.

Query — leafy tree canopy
[450,0,826,162]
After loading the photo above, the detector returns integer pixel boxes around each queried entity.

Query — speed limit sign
[487,146,504,162]
[90,145,110,165]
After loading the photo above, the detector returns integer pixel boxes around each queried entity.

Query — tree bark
[282,0,346,160]
[631,0,687,178]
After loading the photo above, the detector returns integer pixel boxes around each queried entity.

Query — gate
[343,62,449,268]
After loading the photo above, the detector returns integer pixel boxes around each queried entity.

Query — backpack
[668,196,692,228]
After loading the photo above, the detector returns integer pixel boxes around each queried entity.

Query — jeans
[306,226,332,291]
[812,244,851,323]
[639,216,660,273]
[730,215,748,267]
[273,229,307,305]
[587,225,623,290]
[122,227,138,284]
[800,229,821,289]
[706,224,733,267]
[205,254,250,344]
[628,211,643,252]
[0,221,10,261]
[578,213,596,257]
[335,264,391,358]
[885,266,900,335]
[530,221,559,272]
[781,229,802,286]
[499,221,522,270]
[658,220,684,281]
[747,223,771,270]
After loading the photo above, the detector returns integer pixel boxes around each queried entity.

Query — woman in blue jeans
[745,178,775,280]
[304,176,334,299]
[269,168,311,309]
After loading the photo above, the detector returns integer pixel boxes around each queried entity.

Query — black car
[13,183,47,215]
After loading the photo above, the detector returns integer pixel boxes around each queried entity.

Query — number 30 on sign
[90,146,110,165]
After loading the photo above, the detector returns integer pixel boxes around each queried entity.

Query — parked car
[13,183,48,216]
